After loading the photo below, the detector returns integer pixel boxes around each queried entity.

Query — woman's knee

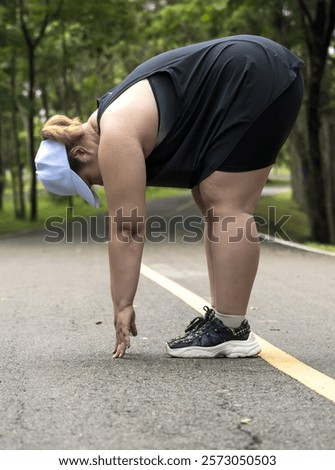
[199,167,272,214]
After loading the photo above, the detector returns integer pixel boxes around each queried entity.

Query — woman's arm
[99,133,147,358]
[98,80,158,358]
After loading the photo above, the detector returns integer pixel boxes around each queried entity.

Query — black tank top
[147,72,178,147]
[97,35,303,188]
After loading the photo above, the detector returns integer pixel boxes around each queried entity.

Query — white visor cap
[35,139,100,208]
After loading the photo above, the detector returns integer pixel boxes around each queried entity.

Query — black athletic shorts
[217,71,304,171]
[149,70,304,173]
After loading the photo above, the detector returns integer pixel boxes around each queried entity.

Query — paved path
[1,194,335,451]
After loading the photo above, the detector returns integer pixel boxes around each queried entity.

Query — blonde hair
[41,115,84,147]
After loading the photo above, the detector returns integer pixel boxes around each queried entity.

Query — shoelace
[184,306,215,334]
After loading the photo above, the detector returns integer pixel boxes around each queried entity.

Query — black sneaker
[166,307,261,358]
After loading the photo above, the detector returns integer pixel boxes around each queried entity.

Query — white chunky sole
[166,332,261,358]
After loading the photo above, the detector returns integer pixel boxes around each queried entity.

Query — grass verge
[255,190,335,253]
[0,187,188,236]
[255,190,310,243]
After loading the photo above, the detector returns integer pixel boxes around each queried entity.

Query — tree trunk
[27,46,37,221]
[0,114,4,211]
[304,72,329,242]
[10,54,26,219]
[321,107,335,243]
[297,0,335,243]
[19,0,54,222]
[288,107,307,211]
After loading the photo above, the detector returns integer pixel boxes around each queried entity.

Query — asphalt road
[1,193,335,451]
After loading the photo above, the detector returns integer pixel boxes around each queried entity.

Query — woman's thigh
[199,165,273,214]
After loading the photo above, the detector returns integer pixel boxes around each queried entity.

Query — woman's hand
[113,306,138,358]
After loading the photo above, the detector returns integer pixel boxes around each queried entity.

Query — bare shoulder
[99,79,158,158]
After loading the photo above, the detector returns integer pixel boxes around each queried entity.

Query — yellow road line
[141,263,335,404]
[256,337,335,403]
[141,264,206,314]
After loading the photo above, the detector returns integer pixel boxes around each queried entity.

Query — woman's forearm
[108,228,145,311]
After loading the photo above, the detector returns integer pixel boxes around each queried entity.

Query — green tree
[18,0,64,221]
[296,0,335,243]
[0,0,26,218]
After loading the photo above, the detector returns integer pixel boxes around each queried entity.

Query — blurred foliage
[0,0,335,242]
